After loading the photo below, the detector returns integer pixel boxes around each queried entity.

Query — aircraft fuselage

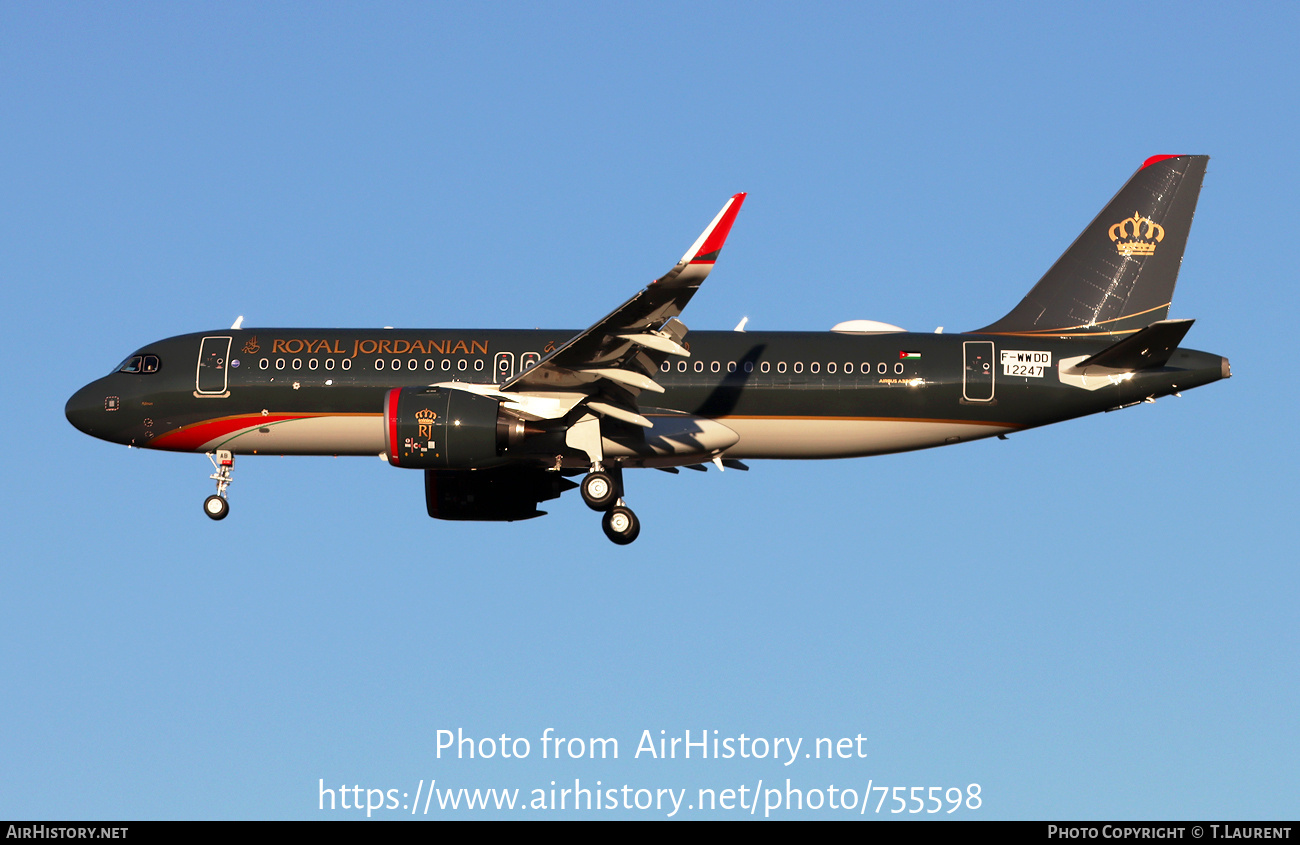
[66,327,1229,463]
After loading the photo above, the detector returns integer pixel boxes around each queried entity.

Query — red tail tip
[1141,154,1183,170]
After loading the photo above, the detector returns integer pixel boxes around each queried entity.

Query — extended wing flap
[578,367,665,393]
[586,400,653,428]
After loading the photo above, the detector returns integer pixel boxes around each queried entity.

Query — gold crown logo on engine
[415,408,436,440]
[1108,211,1165,257]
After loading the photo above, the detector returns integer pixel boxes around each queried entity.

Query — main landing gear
[580,469,617,510]
[581,465,640,545]
[602,503,640,545]
[204,450,234,521]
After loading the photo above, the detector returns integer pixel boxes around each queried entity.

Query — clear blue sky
[3,1,1296,819]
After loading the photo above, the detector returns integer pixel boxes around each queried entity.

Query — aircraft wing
[499,193,746,424]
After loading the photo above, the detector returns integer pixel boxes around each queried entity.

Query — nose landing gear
[204,450,234,521]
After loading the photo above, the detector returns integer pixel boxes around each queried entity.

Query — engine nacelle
[384,386,525,469]
[425,467,576,521]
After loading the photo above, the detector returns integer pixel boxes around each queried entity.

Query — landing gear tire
[203,495,229,521]
[602,506,640,545]
[581,471,617,511]
[206,451,234,521]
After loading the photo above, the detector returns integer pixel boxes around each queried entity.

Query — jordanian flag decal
[899,351,921,360]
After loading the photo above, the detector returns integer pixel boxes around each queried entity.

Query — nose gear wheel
[204,494,229,520]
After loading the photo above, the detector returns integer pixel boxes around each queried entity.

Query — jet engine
[384,386,526,469]
[425,467,576,521]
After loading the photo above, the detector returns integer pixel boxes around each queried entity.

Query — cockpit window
[116,354,160,374]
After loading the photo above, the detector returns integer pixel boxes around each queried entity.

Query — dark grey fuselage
[65,327,1229,462]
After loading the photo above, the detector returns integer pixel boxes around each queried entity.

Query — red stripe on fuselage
[147,413,311,451]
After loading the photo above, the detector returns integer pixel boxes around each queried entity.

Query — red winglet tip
[1141,154,1182,170]
[695,193,747,258]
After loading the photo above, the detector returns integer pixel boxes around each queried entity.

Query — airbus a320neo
[67,155,1229,544]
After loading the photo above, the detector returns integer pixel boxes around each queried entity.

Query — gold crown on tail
[1108,211,1165,256]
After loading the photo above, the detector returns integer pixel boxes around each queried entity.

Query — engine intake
[384,386,525,469]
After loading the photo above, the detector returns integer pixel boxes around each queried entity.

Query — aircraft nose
[66,382,107,437]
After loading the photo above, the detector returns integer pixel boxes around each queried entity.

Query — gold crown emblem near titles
[1108,211,1164,257]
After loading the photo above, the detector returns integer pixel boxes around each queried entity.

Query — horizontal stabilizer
[1074,319,1194,370]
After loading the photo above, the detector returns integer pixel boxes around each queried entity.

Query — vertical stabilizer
[977,155,1208,337]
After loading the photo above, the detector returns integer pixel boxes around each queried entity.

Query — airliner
[66,155,1228,543]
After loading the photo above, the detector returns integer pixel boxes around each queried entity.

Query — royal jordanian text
[267,337,490,357]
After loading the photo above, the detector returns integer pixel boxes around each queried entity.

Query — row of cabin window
[254,356,906,377]
[372,358,486,372]
[260,357,353,371]
[661,360,909,375]
[257,357,486,372]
